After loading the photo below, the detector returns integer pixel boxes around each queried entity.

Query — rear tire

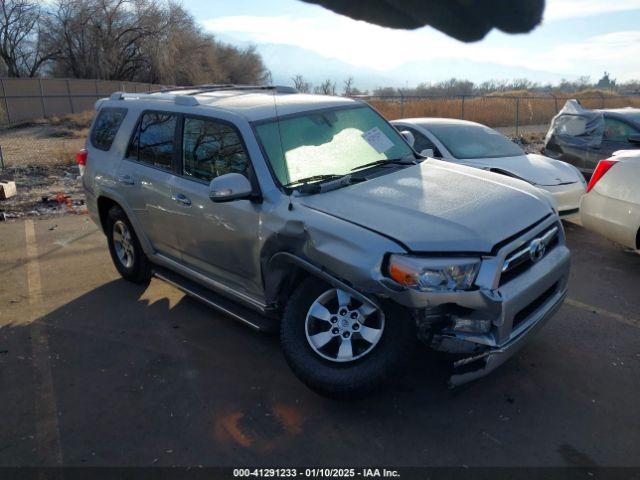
[106,205,151,284]
[280,277,415,398]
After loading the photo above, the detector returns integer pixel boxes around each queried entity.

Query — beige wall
[0,78,165,124]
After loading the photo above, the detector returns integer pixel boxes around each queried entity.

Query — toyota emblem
[529,238,546,263]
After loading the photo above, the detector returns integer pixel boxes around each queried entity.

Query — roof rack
[108,91,200,106]
[107,84,298,107]
[160,84,298,95]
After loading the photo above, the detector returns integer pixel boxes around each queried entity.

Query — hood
[459,154,581,186]
[299,160,553,253]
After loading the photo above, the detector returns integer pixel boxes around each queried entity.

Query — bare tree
[291,74,311,93]
[315,79,336,95]
[0,0,52,77]
[343,76,354,96]
[41,0,269,85]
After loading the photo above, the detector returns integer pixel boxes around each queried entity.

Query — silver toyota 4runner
[82,85,570,397]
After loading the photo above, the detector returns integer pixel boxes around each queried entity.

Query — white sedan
[391,118,586,218]
[581,150,640,250]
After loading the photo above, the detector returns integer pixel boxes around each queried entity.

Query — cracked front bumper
[449,286,566,386]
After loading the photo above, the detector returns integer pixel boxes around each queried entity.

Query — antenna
[269,88,293,211]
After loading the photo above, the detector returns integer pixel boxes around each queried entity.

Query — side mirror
[420,148,434,157]
[209,173,253,202]
[628,134,640,144]
[400,130,415,147]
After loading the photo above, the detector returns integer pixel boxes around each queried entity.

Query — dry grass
[51,141,80,165]
[370,90,640,127]
[0,125,85,167]
[48,110,94,130]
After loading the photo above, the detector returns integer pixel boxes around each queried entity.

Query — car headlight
[387,254,480,292]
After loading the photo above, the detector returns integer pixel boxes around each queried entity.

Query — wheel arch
[96,193,154,256]
[266,252,381,312]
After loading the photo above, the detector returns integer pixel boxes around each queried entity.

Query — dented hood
[300,160,552,253]
[459,153,582,186]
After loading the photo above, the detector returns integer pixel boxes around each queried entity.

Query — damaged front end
[380,216,571,387]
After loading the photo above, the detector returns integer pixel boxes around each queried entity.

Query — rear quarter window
[90,108,128,151]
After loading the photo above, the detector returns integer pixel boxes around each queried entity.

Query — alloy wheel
[304,288,384,363]
[112,220,135,269]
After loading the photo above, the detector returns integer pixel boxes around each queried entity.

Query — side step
[153,266,279,333]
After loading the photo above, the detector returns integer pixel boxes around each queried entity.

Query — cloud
[203,13,640,81]
[202,15,521,71]
[544,0,640,21]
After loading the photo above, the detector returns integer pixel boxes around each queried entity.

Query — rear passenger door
[588,117,640,171]
[170,115,264,298]
[116,111,183,260]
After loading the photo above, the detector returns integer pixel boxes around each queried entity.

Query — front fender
[267,252,381,311]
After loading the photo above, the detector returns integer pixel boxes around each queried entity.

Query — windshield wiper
[283,174,343,188]
[350,157,416,172]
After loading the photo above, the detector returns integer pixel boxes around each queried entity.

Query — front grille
[512,282,559,330]
[499,225,560,286]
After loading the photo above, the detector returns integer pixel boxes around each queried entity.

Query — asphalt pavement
[0,215,638,467]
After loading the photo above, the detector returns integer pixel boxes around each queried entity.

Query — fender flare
[96,188,154,256]
[268,252,381,311]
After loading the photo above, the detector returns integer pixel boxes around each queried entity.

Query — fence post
[460,95,465,119]
[515,97,520,137]
[399,91,405,118]
[552,94,558,113]
[38,78,47,118]
[0,78,10,124]
[121,82,125,92]
[66,79,74,113]
[95,79,100,103]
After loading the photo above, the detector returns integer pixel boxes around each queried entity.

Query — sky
[184,0,640,87]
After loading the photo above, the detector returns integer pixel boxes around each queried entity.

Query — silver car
[391,118,586,218]
[82,86,570,397]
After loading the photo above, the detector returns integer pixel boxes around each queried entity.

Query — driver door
[170,115,264,299]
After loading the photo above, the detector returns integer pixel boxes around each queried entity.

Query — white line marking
[25,219,63,465]
[565,297,640,329]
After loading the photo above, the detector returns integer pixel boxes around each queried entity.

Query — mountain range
[218,34,572,92]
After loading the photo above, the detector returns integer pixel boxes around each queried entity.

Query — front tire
[106,206,151,284]
[280,277,415,398]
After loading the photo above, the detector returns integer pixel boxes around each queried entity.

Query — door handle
[171,193,192,206]
[117,174,135,185]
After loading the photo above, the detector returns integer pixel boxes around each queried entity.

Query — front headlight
[387,254,480,292]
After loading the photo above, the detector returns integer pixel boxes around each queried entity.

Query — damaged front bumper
[449,285,566,386]
[378,217,571,386]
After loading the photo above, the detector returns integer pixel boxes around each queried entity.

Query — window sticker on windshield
[362,127,394,153]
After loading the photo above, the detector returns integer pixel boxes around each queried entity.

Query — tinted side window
[91,108,127,151]
[403,126,440,156]
[182,117,250,182]
[127,112,177,171]
[603,118,640,142]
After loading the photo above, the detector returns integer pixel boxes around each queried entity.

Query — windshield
[425,123,524,159]
[254,105,414,186]
[615,111,640,125]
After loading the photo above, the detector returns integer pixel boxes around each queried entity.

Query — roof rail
[106,84,298,107]
[108,91,199,106]
[160,84,298,95]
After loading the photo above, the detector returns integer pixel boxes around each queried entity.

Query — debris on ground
[0,180,17,200]
[0,164,86,220]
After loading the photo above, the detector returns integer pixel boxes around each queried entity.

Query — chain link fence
[3,79,640,136]
[362,93,640,136]
[0,77,167,125]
